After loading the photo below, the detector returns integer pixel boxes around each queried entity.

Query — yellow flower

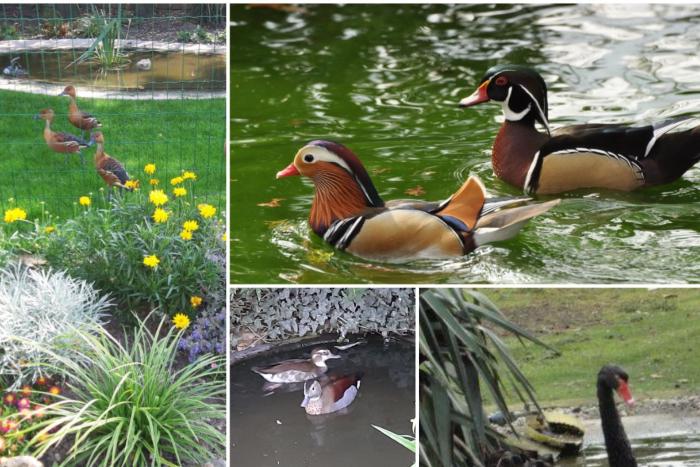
[44,226,55,234]
[143,255,160,268]
[183,220,199,232]
[144,163,156,175]
[152,208,169,223]
[182,170,197,181]
[222,232,227,241]
[179,229,193,241]
[173,187,187,197]
[149,190,168,206]
[197,203,216,218]
[3,207,27,223]
[190,295,203,308]
[125,180,140,190]
[172,313,190,330]
[170,176,184,186]
[149,178,160,186]
[79,196,91,207]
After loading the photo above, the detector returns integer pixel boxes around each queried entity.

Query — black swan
[597,365,637,467]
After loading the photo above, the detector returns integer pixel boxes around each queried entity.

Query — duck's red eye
[495,76,508,86]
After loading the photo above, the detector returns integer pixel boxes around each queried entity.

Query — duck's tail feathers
[473,199,560,246]
[436,176,486,231]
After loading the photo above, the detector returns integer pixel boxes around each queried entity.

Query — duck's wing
[54,131,91,148]
[473,199,560,246]
[327,373,362,408]
[101,157,130,184]
[252,359,315,374]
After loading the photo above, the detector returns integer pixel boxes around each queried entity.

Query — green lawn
[487,288,700,406]
[0,89,225,225]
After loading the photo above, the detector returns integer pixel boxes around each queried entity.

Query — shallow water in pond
[1,50,225,91]
[230,4,700,284]
[559,434,700,466]
[230,337,415,467]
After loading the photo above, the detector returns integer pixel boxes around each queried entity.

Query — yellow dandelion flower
[79,196,91,207]
[183,220,199,232]
[197,203,216,218]
[182,170,197,180]
[190,295,203,308]
[143,255,160,268]
[125,180,140,190]
[44,226,55,234]
[173,187,187,197]
[149,189,168,206]
[172,313,190,330]
[179,229,193,241]
[222,232,227,241]
[152,208,169,223]
[3,207,27,223]
[170,176,185,186]
[144,163,156,175]
[149,178,160,186]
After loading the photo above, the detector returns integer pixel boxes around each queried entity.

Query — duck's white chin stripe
[502,86,531,122]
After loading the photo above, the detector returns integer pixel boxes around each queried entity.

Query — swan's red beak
[616,379,635,406]
[459,79,491,108]
[276,163,300,179]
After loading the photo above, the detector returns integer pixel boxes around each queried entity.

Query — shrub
[0,262,111,389]
[24,316,225,466]
[42,168,225,319]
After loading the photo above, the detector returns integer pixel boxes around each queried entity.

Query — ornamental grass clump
[0,262,111,388]
[24,316,226,466]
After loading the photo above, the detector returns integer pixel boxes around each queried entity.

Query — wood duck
[301,372,363,415]
[251,348,341,383]
[34,108,92,165]
[277,140,560,262]
[59,85,102,138]
[92,132,132,192]
[459,64,700,195]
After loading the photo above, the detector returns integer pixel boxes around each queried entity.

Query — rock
[136,58,152,71]
[0,457,44,467]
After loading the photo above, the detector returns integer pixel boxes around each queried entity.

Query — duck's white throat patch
[502,86,531,122]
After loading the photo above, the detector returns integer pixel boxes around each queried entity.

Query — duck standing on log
[459,65,700,195]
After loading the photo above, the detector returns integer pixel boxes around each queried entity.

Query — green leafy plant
[67,5,130,70]
[0,262,111,388]
[23,315,225,466]
[176,30,192,42]
[0,24,18,40]
[373,424,416,466]
[419,289,557,467]
[42,171,224,319]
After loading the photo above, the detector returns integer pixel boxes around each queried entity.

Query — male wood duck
[251,348,341,383]
[459,64,700,194]
[34,108,93,164]
[301,372,363,415]
[92,132,132,192]
[277,140,560,262]
[59,85,102,138]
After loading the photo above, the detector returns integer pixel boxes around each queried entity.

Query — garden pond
[231,3,700,284]
[230,336,415,467]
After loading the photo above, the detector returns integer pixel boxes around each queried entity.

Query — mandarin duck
[59,85,102,138]
[251,348,341,383]
[301,372,363,415]
[459,65,700,195]
[92,131,133,195]
[34,108,92,165]
[276,140,560,262]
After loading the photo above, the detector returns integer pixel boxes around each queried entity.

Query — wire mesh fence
[0,4,226,220]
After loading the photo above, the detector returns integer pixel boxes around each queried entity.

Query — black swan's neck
[598,384,637,467]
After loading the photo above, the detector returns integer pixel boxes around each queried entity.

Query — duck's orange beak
[459,79,491,108]
[276,163,300,179]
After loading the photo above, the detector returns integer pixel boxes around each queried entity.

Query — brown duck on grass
[92,132,133,196]
[277,140,560,262]
[34,108,93,165]
[59,85,102,139]
[459,65,700,195]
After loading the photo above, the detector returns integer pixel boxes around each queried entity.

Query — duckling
[59,85,101,139]
[34,108,92,165]
[252,348,340,383]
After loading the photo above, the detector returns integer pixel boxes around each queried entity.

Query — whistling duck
[459,65,700,195]
[276,140,560,262]
[92,131,132,193]
[59,85,102,138]
[301,372,363,415]
[252,348,341,383]
[597,365,637,467]
[34,108,92,164]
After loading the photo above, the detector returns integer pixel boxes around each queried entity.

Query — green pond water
[230,4,700,284]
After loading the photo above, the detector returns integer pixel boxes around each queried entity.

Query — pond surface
[1,50,225,91]
[230,337,415,467]
[230,4,700,284]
